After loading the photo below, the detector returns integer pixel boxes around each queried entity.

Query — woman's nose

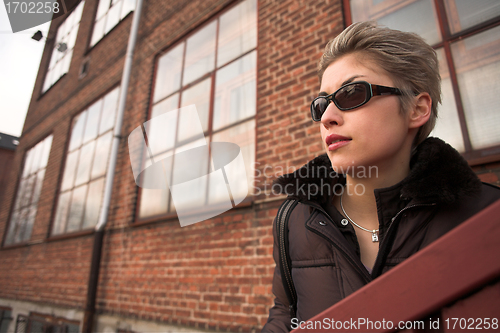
[320,102,344,127]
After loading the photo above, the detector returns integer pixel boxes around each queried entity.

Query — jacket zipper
[371,202,437,277]
[301,200,438,281]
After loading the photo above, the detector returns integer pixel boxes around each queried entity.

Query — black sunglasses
[310,81,402,122]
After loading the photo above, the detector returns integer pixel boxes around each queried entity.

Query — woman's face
[319,53,414,177]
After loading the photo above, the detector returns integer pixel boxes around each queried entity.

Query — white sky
[0,5,51,137]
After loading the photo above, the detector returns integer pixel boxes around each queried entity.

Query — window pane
[104,1,122,35]
[445,0,500,34]
[22,149,34,178]
[22,205,37,241]
[15,208,29,243]
[52,61,63,84]
[121,0,135,19]
[91,132,112,179]
[96,0,110,19]
[74,141,96,186]
[68,24,79,49]
[69,111,88,151]
[151,93,179,119]
[451,25,500,149]
[212,119,255,200]
[138,150,173,218]
[73,0,84,21]
[48,47,58,68]
[430,48,464,152]
[64,6,76,29]
[138,188,170,218]
[183,21,216,86]
[217,0,257,67]
[40,135,53,168]
[91,17,106,46]
[153,43,184,103]
[170,139,210,211]
[31,169,45,205]
[22,174,36,207]
[43,70,53,92]
[5,210,19,245]
[66,185,88,232]
[62,50,72,74]
[350,0,442,45]
[213,51,256,130]
[146,94,179,156]
[179,78,211,140]
[67,323,79,333]
[61,150,79,191]
[83,100,103,144]
[82,178,105,229]
[99,87,120,134]
[53,191,71,235]
[14,178,27,210]
[29,142,43,175]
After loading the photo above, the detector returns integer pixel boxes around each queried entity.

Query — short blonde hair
[318,21,441,146]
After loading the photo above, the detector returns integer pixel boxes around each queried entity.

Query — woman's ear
[408,92,432,129]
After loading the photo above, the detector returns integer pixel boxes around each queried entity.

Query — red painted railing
[293,200,500,332]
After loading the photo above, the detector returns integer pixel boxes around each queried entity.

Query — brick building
[1,0,499,332]
[0,133,19,206]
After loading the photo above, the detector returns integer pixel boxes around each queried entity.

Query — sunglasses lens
[311,83,372,121]
[311,97,328,121]
[335,83,368,109]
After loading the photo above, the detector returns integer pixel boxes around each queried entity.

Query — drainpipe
[82,0,143,331]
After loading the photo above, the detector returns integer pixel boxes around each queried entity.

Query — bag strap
[275,199,299,318]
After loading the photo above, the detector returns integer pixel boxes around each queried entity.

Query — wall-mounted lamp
[31,30,44,41]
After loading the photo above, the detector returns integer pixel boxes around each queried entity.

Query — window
[137,0,257,220]
[42,1,85,92]
[52,87,120,235]
[14,314,79,333]
[4,135,53,246]
[90,0,136,46]
[347,0,500,162]
[0,308,13,333]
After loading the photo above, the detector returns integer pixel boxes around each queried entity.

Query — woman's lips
[325,134,351,151]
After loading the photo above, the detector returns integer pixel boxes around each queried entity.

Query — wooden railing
[293,200,500,332]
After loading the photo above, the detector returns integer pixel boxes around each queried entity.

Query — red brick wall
[0,148,15,205]
[0,0,131,312]
[0,236,93,307]
[255,0,344,200]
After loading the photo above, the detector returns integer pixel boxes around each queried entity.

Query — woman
[263,22,500,332]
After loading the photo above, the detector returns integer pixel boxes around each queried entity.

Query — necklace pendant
[372,231,379,242]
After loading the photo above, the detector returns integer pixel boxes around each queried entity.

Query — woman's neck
[339,162,411,228]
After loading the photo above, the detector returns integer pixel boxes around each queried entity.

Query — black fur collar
[273,137,482,205]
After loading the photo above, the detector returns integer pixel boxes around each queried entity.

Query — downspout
[82,0,143,331]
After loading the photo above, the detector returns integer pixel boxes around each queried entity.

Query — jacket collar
[274,137,482,206]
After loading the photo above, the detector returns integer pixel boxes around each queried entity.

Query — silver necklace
[340,192,379,242]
